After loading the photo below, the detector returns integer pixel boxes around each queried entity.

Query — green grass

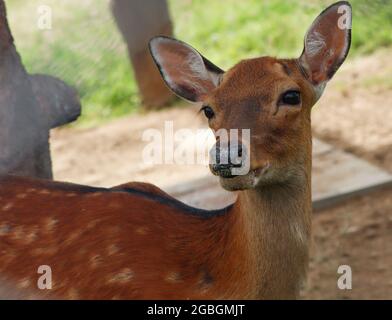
[6,0,392,127]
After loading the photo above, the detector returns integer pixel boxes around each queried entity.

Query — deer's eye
[201,106,215,119]
[280,90,301,106]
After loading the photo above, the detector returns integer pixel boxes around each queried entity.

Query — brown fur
[0,175,251,299]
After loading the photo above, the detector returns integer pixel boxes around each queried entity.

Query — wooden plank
[311,143,392,210]
[164,138,392,210]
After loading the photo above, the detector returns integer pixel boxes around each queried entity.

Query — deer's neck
[233,173,312,299]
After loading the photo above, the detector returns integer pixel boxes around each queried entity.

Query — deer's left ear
[299,1,352,97]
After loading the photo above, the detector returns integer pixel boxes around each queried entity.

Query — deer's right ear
[149,36,224,102]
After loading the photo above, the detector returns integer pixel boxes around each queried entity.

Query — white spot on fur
[12,226,25,240]
[107,244,120,256]
[44,217,58,233]
[38,189,51,195]
[165,271,181,283]
[25,226,38,244]
[90,254,103,268]
[18,278,31,289]
[31,246,57,256]
[198,272,214,294]
[66,193,77,197]
[66,230,83,243]
[87,220,100,229]
[85,192,103,198]
[107,268,134,284]
[135,226,149,235]
[2,203,14,211]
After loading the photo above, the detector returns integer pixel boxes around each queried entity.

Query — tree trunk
[111,0,176,109]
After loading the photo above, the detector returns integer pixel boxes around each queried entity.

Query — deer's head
[150,1,352,191]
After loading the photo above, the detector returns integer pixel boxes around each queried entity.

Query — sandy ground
[312,48,392,173]
[304,49,392,299]
[50,49,392,299]
[304,187,392,299]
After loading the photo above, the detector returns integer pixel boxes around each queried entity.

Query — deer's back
[0,175,235,299]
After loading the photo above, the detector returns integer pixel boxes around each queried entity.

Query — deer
[0,1,351,299]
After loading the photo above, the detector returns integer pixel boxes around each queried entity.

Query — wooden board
[164,139,392,211]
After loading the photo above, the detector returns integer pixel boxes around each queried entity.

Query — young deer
[0,2,351,299]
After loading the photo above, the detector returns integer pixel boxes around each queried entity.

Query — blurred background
[7,0,392,125]
[4,0,392,299]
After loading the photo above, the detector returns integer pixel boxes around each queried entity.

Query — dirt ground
[304,49,392,299]
[50,49,392,299]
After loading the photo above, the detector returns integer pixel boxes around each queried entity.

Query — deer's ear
[299,1,352,96]
[149,36,224,102]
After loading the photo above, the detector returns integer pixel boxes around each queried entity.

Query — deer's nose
[209,141,246,178]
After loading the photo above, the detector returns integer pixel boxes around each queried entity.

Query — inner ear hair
[299,1,352,91]
[149,36,224,102]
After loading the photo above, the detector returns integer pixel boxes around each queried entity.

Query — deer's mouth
[217,163,271,191]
